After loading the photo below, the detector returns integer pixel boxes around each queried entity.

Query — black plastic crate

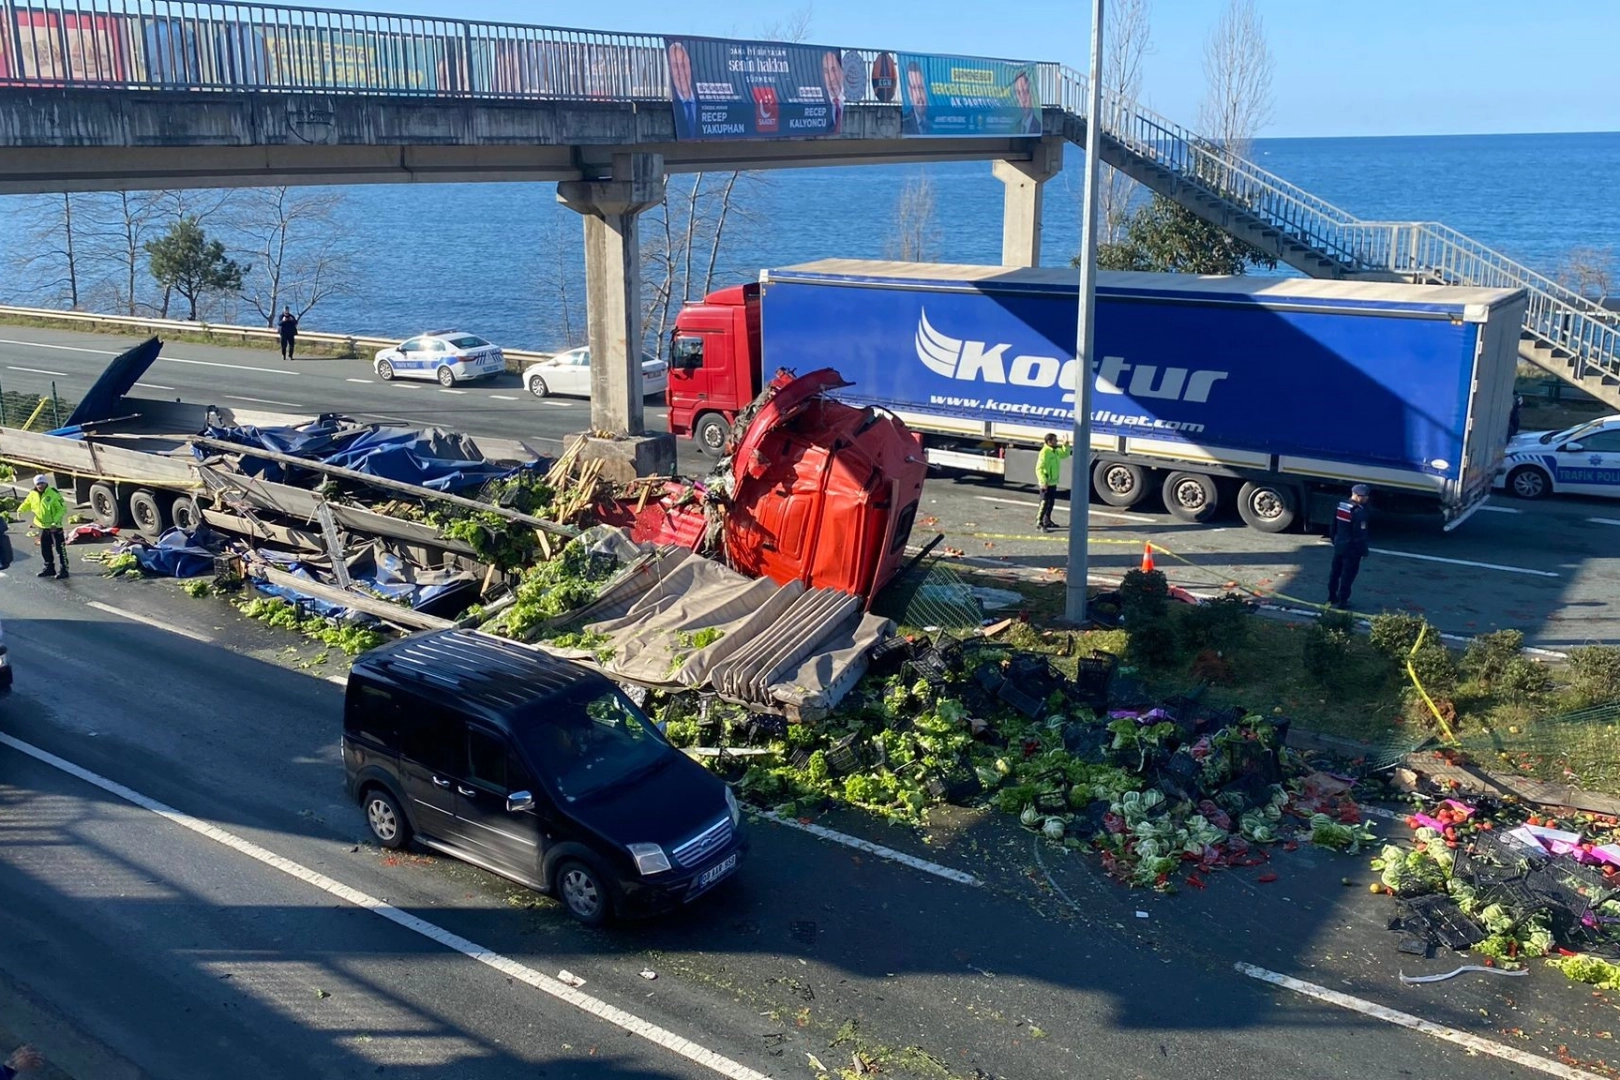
[1072,650,1119,709]
[1399,893,1486,951]
[867,635,915,677]
[998,679,1048,719]
[924,768,982,806]
[824,733,866,777]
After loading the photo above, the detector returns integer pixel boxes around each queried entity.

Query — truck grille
[671,815,732,868]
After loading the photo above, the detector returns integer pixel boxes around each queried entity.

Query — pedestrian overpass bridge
[1,0,1614,444]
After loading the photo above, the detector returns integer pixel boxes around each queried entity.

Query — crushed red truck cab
[632,367,925,601]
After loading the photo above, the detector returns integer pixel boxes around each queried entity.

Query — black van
[342,629,745,925]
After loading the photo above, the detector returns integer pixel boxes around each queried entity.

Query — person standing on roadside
[0,1044,43,1078]
[1326,483,1372,610]
[1035,432,1072,531]
[277,307,299,360]
[19,474,68,579]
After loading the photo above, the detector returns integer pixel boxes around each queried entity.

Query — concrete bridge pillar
[992,138,1065,268]
[557,152,676,480]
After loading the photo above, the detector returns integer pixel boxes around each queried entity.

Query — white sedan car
[1495,414,1620,500]
[522,346,669,399]
[374,331,505,386]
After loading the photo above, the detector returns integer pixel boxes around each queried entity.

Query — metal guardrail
[1,1,1612,387]
[0,303,555,365]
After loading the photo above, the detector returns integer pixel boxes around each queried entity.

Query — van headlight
[725,785,741,827]
[627,843,671,876]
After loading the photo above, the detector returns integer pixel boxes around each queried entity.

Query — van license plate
[697,853,738,889]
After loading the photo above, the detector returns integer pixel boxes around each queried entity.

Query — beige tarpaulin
[540,537,893,721]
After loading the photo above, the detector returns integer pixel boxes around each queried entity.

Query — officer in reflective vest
[1326,483,1371,610]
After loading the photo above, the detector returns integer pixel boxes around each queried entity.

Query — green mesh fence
[872,557,985,641]
[1456,701,1620,796]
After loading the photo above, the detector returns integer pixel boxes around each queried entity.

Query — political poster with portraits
[665,36,855,141]
[895,53,1043,138]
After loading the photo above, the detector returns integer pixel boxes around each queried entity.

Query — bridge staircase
[1049,70,1620,410]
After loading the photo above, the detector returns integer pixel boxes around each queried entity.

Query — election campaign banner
[0,10,126,84]
[895,53,1042,138]
[666,36,852,141]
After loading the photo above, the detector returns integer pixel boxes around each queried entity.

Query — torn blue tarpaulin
[197,415,543,493]
[251,547,473,621]
[128,525,218,578]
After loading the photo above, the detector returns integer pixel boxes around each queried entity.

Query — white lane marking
[489,394,518,401]
[540,400,575,407]
[1367,547,1557,578]
[1236,962,1593,1079]
[970,495,1155,523]
[325,674,347,687]
[0,338,113,355]
[7,364,70,377]
[346,378,374,384]
[225,394,304,408]
[161,356,297,376]
[354,413,415,425]
[133,382,176,391]
[0,733,772,1080]
[85,600,215,644]
[391,382,420,389]
[1478,505,1521,514]
[1588,518,1620,527]
[439,388,468,395]
[761,811,981,887]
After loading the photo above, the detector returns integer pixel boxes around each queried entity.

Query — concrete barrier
[0,304,553,371]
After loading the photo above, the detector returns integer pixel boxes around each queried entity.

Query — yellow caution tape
[1406,624,1458,745]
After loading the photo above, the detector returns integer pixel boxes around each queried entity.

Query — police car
[1495,414,1620,500]
[374,331,505,387]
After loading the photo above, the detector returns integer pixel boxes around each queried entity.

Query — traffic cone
[1140,541,1155,573]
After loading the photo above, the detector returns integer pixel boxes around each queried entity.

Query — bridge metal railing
[1049,64,1620,385]
[1,1,1615,386]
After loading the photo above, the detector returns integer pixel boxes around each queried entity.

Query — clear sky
[330,0,1618,138]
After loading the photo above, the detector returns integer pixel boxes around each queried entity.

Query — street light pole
[1065,0,1106,623]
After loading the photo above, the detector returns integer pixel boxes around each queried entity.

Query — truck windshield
[516,687,671,802]
[671,336,704,368]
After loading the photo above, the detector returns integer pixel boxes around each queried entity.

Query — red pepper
[1257,872,1279,883]
[1186,875,1206,889]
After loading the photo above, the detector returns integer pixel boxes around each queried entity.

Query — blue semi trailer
[666,260,1527,532]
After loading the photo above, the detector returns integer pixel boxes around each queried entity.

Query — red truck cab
[667,283,761,455]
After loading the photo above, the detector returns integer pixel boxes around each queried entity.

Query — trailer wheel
[1162,471,1220,523]
[128,489,167,539]
[694,413,732,457]
[1093,460,1148,507]
[171,495,204,533]
[87,482,122,529]
[1237,481,1298,533]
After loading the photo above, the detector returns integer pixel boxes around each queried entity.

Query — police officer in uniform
[1326,483,1371,610]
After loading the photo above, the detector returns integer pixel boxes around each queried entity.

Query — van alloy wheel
[557,860,609,925]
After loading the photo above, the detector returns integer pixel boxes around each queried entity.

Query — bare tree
[1198,0,1274,160]
[1557,245,1617,309]
[232,187,355,325]
[887,172,940,262]
[536,211,584,348]
[79,190,167,315]
[1098,0,1153,243]
[14,193,88,309]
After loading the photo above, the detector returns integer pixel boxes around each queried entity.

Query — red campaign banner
[0,10,128,85]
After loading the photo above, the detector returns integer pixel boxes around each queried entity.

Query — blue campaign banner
[759,278,1477,478]
[214,24,270,86]
[895,53,1042,138]
[666,37,852,140]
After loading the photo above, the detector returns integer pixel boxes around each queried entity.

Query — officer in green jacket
[1036,433,1072,531]
[18,474,68,578]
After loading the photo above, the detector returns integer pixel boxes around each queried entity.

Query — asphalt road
[0,325,1613,648]
[2,565,1609,1079]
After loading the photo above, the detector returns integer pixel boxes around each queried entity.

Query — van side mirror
[506,790,535,812]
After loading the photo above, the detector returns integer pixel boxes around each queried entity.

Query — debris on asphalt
[556,970,585,988]
[639,969,657,981]
[1399,965,1528,984]
[1368,779,1620,984]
